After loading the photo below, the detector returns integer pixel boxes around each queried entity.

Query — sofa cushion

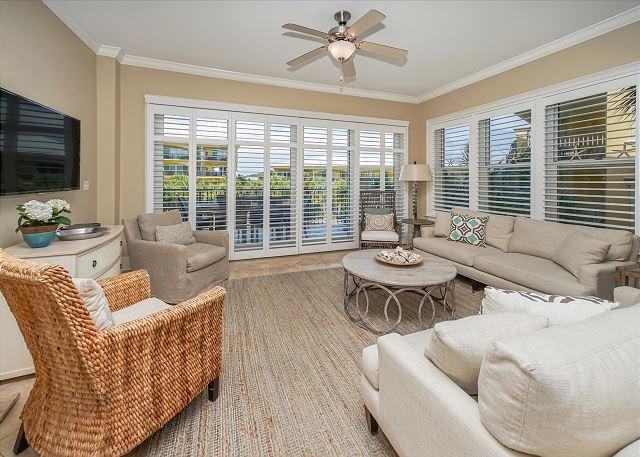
[474,252,593,296]
[615,286,640,308]
[361,230,400,242]
[434,211,451,237]
[413,237,501,267]
[424,313,548,395]
[508,217,576,260]
[448,212,489,247]
[155,221,196,245]
[362,329,431,390]
[553,231,611,277]
[186,243,226,272]
[452,207,514,252]
[579,226,635,261]
[481,286,619,326]
[113,297,171,325]
[137,210,182,241]
[478,305,640,457]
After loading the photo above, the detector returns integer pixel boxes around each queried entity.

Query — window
[432,123,469,211]
[545,86,636,230]
[147,102,408,259]
[428,70,638,233]
[478,110,532,216]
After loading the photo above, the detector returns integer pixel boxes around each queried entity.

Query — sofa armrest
[614,286,640,308]
[578,261,636,300]
[420,226,435,238]
[377,334,522,457]
[194,230,229,250]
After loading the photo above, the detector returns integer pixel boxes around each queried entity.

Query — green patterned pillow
[448,212,489,247]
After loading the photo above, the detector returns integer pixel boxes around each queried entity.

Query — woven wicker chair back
[0,250,100,394]
[359,190,397,226]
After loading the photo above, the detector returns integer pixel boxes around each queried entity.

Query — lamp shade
[328,40,356,61]
[400,163,432,182]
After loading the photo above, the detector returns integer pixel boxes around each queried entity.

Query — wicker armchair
[359,190,402,249]
[0,250,225,456]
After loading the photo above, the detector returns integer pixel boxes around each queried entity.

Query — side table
[616,263,640,288]
[401,218,434,248]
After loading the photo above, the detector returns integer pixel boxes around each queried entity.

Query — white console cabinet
[0,226,123,380]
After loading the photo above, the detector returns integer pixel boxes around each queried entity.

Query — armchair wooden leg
[13,423,28,454]
[365,406,378,435]
[207,377,219,402]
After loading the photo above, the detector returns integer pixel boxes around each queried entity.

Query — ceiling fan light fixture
[328,40,356,61]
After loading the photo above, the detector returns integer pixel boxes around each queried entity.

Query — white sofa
[413,208,639,300]
[360,294,640,457]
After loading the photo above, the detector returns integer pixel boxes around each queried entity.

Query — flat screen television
[0,88,80,195]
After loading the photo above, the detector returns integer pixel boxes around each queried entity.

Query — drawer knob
[92,260,97,268]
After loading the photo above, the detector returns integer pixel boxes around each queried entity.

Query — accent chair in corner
[123,210,229,304]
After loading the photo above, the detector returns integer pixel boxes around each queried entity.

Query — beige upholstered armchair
[123,210,229,303]
[0,251,225,456]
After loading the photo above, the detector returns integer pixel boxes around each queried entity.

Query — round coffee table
[342,249,457,335]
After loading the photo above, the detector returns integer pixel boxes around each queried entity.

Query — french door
[147,104,407,260]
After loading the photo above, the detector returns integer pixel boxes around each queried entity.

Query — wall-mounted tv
[0,88,80,195]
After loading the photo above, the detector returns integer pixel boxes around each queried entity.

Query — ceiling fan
[283,9,407,81]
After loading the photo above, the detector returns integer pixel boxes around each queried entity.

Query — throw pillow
[365,213,394,232]
[424,313,548,395]
[72,278,115,330]
[448,212,488,246]
[363,207,393,215]
[433,211,451,237]
[481,286,619,326]
[553,231,611,277]
[156,221,196,245]
[137,209,182,241]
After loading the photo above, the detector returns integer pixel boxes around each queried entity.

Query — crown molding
[414,6,640,103]
[96,45,124,61]
[121,55,417,103]
[42,1,640,105]
[42,0,100,52]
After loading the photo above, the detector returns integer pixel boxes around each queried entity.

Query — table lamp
[400,162,432,219]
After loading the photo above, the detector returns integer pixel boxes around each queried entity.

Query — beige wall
[116,65,417,222]
[0,0,97,248]
[413,21,640,214]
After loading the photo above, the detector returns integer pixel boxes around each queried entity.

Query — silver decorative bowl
[57,225,109,241]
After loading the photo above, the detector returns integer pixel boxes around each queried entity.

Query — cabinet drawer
[77,236,122,277]
[95,260,121,280]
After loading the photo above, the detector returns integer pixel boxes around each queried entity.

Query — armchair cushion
[361,230,400,242]
[156,221,196,245]
[113,297,171,325]
[186,243,226,272]
[137,210,182,241]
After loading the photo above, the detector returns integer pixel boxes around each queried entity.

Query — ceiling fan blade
[346,10,385,38]
[282,23,329,40]
[341,58,356,79]
[287,46,327,67]
[358,41,407,60]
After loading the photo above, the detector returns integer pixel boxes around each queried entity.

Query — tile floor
[0,250,352,457]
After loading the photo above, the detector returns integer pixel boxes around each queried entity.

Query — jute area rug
[133,268,483,456]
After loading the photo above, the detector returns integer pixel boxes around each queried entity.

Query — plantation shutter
[386,131,408,222]
[234,115,266,252]
[433,123,470,211]
[544,86,636,230]
[359,130,382,191]
[268,117,298,250]
[331,127,356,243]
[302,125,328,246]
[152,112,190,220]
[478,110,532,216]
[195,110,229,231]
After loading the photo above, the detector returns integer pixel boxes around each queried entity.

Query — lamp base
[412,181,418,220]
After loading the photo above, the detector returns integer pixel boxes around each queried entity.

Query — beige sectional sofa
[413,208,639,299]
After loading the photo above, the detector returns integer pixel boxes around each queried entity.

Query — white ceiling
[45,1,640,102]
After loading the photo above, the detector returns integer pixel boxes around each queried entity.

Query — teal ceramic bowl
[22,230,57,248]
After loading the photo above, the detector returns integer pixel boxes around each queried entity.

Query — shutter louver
[544,86,636,230]
[302,126,328,246]
[269,121,297,249]
[478,110,532,216]
[332,128,356,243]
[433,124,470,211]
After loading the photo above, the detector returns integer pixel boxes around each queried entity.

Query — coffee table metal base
[343,270,456,335]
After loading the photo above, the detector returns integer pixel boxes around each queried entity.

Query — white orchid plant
[15,199,71,232]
